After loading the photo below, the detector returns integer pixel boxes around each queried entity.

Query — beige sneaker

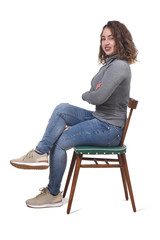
[10,149,49,170]
[26,188,63,208]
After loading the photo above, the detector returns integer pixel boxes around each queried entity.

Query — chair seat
[74,145,126,155]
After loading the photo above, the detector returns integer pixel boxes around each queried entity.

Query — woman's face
[101,27,116,57]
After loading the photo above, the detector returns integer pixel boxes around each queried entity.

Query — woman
[10,20,138,208]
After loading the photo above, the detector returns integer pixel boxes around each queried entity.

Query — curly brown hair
[99,21,138,64]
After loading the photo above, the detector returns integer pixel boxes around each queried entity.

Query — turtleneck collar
[106,54,117,64]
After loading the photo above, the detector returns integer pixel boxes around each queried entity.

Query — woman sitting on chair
[10,20,138,208]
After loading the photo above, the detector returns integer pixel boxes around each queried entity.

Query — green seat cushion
[74,145,126,155]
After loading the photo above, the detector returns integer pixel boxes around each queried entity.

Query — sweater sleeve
[82,61,129,106]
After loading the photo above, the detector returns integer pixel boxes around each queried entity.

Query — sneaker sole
[26,202,63,208]
[10,161,49,170]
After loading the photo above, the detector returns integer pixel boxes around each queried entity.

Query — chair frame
[63,98,138,214]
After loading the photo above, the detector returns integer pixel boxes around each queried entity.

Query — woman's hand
[95,81,102,90]
[89,81,102,93]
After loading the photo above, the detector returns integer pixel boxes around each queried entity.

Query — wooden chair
[63,98,138,214]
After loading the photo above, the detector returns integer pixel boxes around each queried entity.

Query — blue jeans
[36,103,123,195]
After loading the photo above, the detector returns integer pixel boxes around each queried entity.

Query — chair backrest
[120,98,138,146]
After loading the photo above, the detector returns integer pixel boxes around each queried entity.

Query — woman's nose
[105,39,109,45]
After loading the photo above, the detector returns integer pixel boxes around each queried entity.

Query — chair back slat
[128,98,138,109]
[120,98,138,146]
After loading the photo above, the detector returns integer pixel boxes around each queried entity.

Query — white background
[0,0,160,239]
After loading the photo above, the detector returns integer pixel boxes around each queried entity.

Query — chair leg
[122,153,136,212]
[118,154,129,200]
[63,151,76,198]
[67,154,82,214]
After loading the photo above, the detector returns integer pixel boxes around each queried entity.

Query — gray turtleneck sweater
[82,55,131,127]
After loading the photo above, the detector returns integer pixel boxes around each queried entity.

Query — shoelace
[36,188,49,198]
[22,150,34,161]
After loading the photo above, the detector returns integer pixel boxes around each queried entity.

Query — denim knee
[54,103,69,114]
